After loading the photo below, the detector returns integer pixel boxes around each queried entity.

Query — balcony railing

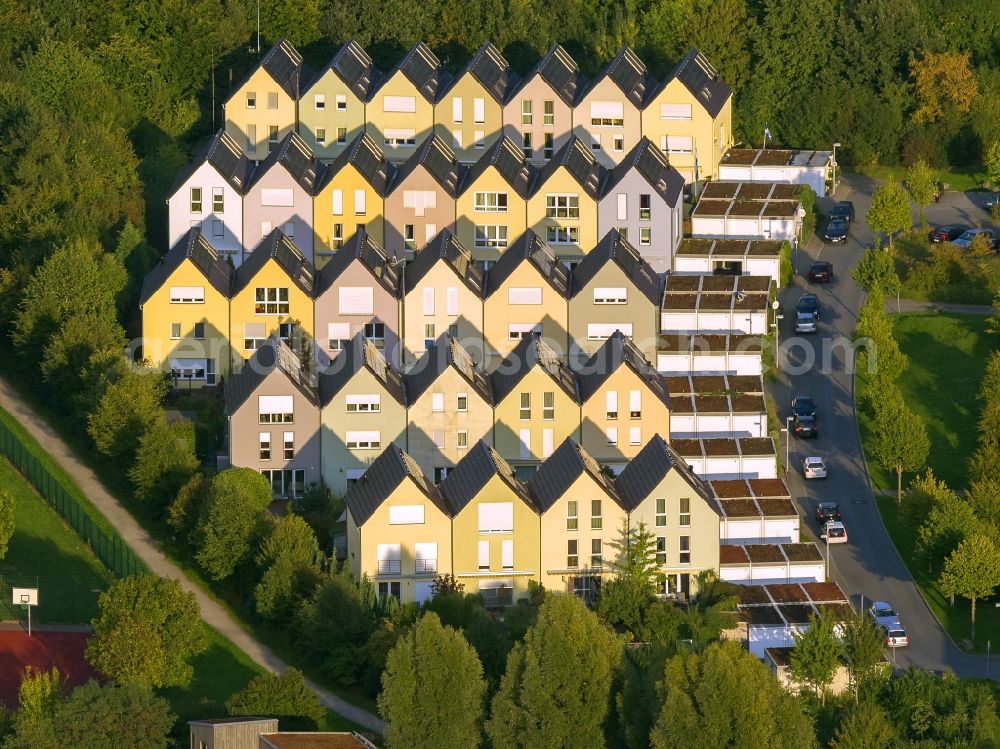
[414,558,437,574]
[480,587,514,607]
[378,559,401,575]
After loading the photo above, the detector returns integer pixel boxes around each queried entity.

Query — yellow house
[527,137,603,261]
[439,441,541,604]
[616,434,722,599]
[434,41,514,163]
[641,48,733,183]
[576,331,672,467]
[489,333,580,469]
[229,230,316,373]
[573,47,649,168]
[481,230,569,366]
[298,40,379,160]
[344,444,454,604]
[527,438,629,602]
[313,132,394,262]
[224,39,308,160]
[139,227,233,387]
[367,42,444,163]
[454,136,534,263]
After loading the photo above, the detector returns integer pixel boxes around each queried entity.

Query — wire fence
[0,419,147,580]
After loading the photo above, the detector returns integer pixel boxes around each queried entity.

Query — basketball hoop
[12,588,38,636]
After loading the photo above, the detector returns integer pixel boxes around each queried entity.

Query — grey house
[318,333,408,495]
[597,137,685,273]
[224,337,321,498]
[313,228,402,367]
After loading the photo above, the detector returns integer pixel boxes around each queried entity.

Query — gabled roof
[139,228,233,306]
[604,137,684,205]
[377,41,447,103]
[224,337,318,416]
[343,444,448,526]
[320,132,394,195]
[459,136,536,199]
[490,333,579,404]
[575,331,671,408]
[581,46,650,107]
[568,230,661,305]
[389,135,465,199]
[533,136,605,199]
[318,332,406,407]
[314,228,401,299]
[660,48,732,119]
[614,434,715,513]
[439,440,535,516]
[305,39,381,101]
[232,230,315,297]
[510,43,583,107]
[527,438,621,513]
[404,334,492,404]
[228,39,310,103]
[444,41,515,104]
[247,132,322,194]
[404,230,484,297]
[483,230,568,299]
[170,131,255,197]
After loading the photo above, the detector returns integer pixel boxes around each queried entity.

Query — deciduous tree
[226,668,325,731]
[193,468,272,581]
[378,613,486,749]
[55,681,173,749]
[866,181,912,249]
[829,701,895,749]
[254,513,323,621]
[128,418,199,507]
[906,158,936,227]
[910,50,979,123]
[86,575,205,689]
[871,383,930,502]
[0,489,14,560]
[86,368,168,461]
[938,534,1000,641]
[916,491,979,576]
[851,246,901,297]
[986,141,1000,188]
[840,613,887,701]
[789,610,841,704]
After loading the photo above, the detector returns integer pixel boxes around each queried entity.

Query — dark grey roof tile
[140,228,233,306]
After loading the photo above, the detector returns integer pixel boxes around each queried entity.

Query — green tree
[789,611,841,704]
[597,520,662,637]
[840,613,887,701]
[938,533,1000,641]
[486,594,621,749]
[612,644,671,749]
[851,246,901,297]
[378,612,486,749]
[40,312,126,415]
[650,641,815,749]
[127,418,199,506]
[166,472,208,541]
[87,368,168,461]
[829,701,894,749]
[871,383,930,502]
[906,158,936,228]
[866,180,912,250]
[254,513,323,621]
[194,468,272,581]
[86,574,206,689]
[986,141,1000,188]
[0,489,13,560]
[6,666,63,747]
[54,681,173,749]
[916,491,979,576]
[226,668,325,731]
[853,290,907,381]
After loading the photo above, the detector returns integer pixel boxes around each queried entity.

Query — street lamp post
[771,300,782,370]
[825,531,830,580]
[832,142,841,197]
[783,415,794,470]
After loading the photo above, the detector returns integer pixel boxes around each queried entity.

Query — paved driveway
[770,173,996,677]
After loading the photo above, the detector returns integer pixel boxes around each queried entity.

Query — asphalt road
[771,173,997,678]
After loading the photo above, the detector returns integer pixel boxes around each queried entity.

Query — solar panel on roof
[469,44,510,100]
[189,234,220,275]
[334,42,374,95]
[402,43,441,98]
[608,48,646,101]
[352,137,385,183]
[539,47,578,103]
[423,139,459,187]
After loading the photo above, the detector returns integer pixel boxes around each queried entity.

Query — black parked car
[815,502,841,523]
[794,414,818,438]
[928,224,968,243]
[824,219,848,243]
[791,395,816,418]
[808,261,833,282]
[830,201,856,223]
[796,293,820,319]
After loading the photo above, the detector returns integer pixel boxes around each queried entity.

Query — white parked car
[881,624,909,648]
[821,520,848,544]
[803,456,827,479]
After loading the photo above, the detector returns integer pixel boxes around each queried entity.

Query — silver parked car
[803,456,827,479]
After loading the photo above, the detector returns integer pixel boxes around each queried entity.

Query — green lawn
[0,456,112,624]
[856,312,993,491]
[876,497,1000,652]
[854,164,988,193]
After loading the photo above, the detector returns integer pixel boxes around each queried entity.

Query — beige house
[573,47,648,168]
[567,229,661,363]
[367,42,445,163]
[383,135,463,258]
[489,333,580,472]
[224,338,321,499]
[401,230,485,369]
[481,230,569,366]
[224,39,308,159]
[439,441,542,604]
[641,48,733,183]
[344,444,453,605]
[434,42,515,163]
[527,137,603,261]
[454,136,535,262]
[318,334,408,495]
[576,331,672,467]
[404,335,494,482]
[616,434,721,598]
[527,438,628,603]
[299,40,380,160]
[502,44,583,164]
